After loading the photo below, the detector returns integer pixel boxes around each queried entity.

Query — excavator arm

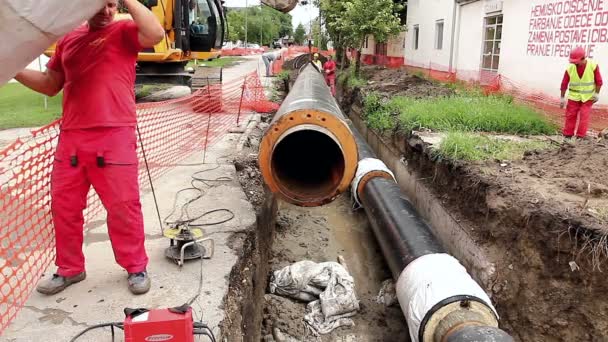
[260,0,299,13]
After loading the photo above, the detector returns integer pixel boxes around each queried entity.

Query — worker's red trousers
[325,74,336,96]
[563,99,593,137]
[51,127,148,277]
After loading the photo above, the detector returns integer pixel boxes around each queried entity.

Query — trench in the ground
[221,186,409,341]
[261,195,409,341]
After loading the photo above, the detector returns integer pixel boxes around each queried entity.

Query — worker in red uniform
[323,54,337,96]
[560,46,603,139]
[14,0,165,295]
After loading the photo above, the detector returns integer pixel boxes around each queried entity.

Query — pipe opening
[272,128,345,201]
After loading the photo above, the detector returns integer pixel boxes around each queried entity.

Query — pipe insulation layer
[350,128,512,342]
[0,0,106,85]
[396,254,500,342]
[259,64,358,206]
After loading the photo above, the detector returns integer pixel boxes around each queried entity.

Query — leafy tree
[293,23,307,45]
[225,6,293,46]
[315,0,404,71]
[311,18,329,50]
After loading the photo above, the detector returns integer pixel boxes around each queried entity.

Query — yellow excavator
[44,0,227,87]
[40,0,298,87]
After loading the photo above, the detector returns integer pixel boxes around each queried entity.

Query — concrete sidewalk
[2,130,256,341]
[1,56,273,341]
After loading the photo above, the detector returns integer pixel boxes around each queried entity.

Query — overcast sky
[223,0,319,31]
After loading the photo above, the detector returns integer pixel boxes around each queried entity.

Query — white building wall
[388,31,407,57]
[454,1,486,81]
[361,35,376,55]
[405,0,456,71]
[499,0,608,104]
[451,0,608,103]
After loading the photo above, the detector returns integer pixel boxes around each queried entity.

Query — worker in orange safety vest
[560,46,603,139]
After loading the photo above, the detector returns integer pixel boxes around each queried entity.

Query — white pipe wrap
[0,0,105,84]
[396,253,498,342]
[351,158,395,206]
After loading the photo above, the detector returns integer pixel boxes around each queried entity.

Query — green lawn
[187,56,244,69]
[437,132,551,161]
[362,92,557,136]
[0,83,62,129]
[361,89,558,162]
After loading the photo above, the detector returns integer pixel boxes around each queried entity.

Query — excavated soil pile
[409,138,608,342]
[361,66,454,98]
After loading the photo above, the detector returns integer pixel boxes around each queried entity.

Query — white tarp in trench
[0,0,106,85]
[269,260,360,336]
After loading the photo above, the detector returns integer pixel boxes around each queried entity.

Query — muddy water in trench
[263,194,409,341]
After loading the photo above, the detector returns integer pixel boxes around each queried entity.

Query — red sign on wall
[527,0,608,58]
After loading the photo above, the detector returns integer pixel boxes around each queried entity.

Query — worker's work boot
[128,271,151,295]
[36,272,86,295]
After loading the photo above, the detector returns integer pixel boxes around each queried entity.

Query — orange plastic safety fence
[356,55,608,132]
[361,54,404,69]
[270,47,337,76]
[221,47,266,56]
[0,72,275,334]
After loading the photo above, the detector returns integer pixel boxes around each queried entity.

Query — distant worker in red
[323,54,337,96]
[560,46,602,139]
[14,0,165,295]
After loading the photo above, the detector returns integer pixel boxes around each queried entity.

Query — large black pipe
[352,128,444,278]
[259,64,358,206]
[361,177,445,278]
[351,123,512,342]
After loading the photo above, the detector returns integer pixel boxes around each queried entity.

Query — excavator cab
[188,0,226,56]
[135,0,227,86]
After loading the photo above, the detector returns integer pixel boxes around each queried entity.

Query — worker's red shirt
[560,62,603,92]
[324,60,336,75]
[47,20,142,130]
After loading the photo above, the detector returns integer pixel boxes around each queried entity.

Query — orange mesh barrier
[270,47,337,75]
[221,47,265,56]
[355,55,608,132]
[0,72,276,334]
[361,54,404,69]
[405,60,608,131]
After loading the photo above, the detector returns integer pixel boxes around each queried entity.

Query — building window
[482,15,503,71]
[413,25,419,50]
[435,20,444,50]
[364,36,369,49]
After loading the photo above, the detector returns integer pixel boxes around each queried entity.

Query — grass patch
[590,206,608,223]
[383,95,557,135]
[276,70,290,81]
[187,57,244,68]
[437,132,551,161]
[363,92,396,132]
[0,83,63,129]
[135,84,175,99]
[338,65,367,90]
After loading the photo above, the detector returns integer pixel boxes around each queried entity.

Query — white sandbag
[0,0,106,84]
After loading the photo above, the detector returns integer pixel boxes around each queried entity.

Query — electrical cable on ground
[69,322,124,342]
[137,124,165,234]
